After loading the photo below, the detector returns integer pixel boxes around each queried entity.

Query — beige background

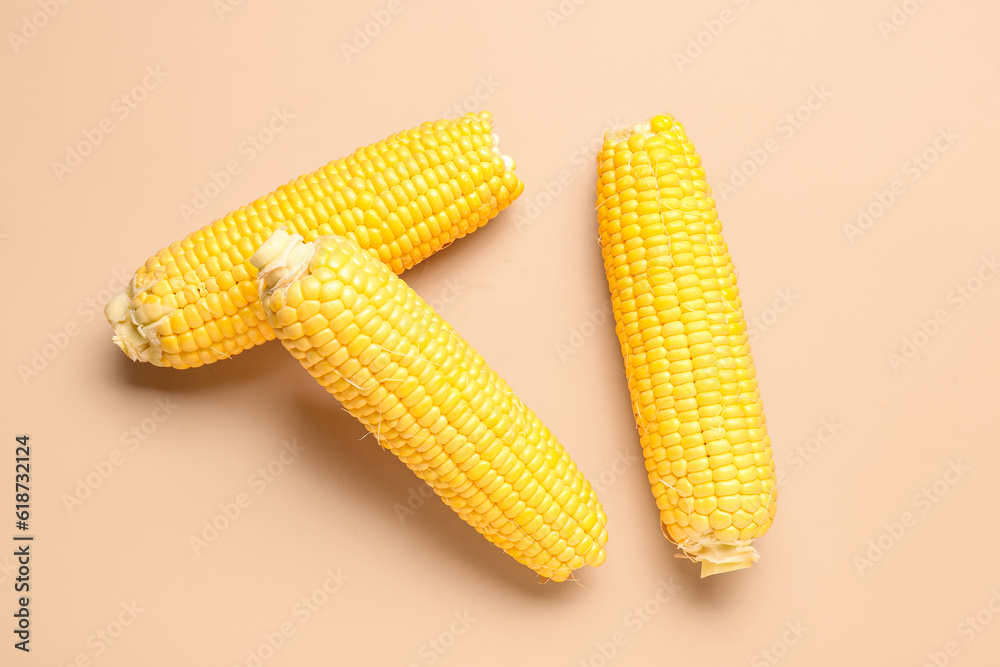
[3,0,999,665]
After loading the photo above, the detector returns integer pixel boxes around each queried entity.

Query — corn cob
[596,114,776,576]
[250,230,608,582]
[105,112,523,369]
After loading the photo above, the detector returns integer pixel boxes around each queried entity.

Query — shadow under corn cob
[105,112,523,369]
[597,114,776,576]
[250,230,608,582]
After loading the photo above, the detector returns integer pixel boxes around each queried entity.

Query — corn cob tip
[661,523,760,577]
[105,290,168,366]
[603,113,686,146]
[249,228,314,294]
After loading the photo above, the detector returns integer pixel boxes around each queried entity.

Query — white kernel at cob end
[105,289,172,366]
[249,229,313,293]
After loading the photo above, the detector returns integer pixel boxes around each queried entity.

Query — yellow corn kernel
[597,114,777,577]
[251,231,607,582]
[106,112,524,369]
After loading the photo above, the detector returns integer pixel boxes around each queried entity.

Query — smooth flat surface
[3,1,998,664]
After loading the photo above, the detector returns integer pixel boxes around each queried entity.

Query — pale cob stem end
[104,291,169,367]
[249,229,313,296]
[662,522,760,577]
[695,543,759,578]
